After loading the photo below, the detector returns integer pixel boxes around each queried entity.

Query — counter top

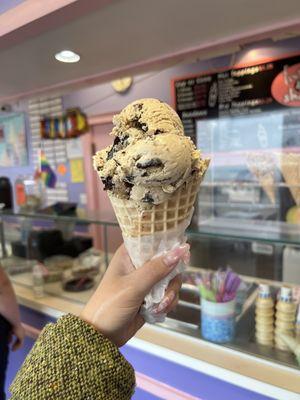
[12,279,300,397]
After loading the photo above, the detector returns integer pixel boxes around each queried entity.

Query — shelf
[1,210,300,247]
[0,209,118,226]
[189,218,300,247]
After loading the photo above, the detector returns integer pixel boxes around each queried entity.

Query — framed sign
[172,52,300,143]
[0,113,28,167]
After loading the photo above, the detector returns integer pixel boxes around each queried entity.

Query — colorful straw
[198,268,241,303]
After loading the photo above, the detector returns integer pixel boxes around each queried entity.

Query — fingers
[132,314,145,333]
[161,293,179,314]
[109,244,135,276]
[12,337,22,351]
[167,274,182,294]
[11,326,25,351]
[133,244,189,296]
[153,274,182,314]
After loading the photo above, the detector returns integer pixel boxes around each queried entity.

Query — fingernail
[183,250,190,265]
[154,291,175,313]
[163,244,190,267]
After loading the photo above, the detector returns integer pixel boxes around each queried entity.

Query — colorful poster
[70,158,84,183]
[0,113,28,167]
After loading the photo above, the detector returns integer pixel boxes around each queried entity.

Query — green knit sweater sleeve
[10,314,136,399]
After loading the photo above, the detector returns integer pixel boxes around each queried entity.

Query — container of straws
[199,269,241,344]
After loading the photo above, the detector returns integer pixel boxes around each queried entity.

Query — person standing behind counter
[10,244,188,399]
[0,266,25,400]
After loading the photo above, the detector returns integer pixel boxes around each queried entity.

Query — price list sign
[172,53,300,143]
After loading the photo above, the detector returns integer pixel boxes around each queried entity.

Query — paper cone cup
[247,153,276,204]
[278,153,300,206]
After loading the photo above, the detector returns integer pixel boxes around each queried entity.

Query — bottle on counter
[32,263,44,298]
[15,176,27,208]
[255,284,274,347]
[275,287,297,351]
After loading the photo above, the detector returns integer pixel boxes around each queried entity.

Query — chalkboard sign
[172,53,300,142]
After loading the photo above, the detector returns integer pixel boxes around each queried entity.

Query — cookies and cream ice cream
[93,98,209,206]
[93,98,209,323]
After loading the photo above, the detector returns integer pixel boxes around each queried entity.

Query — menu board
[173,54,300,142]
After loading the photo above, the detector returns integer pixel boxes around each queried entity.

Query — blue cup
[201,298,236,343]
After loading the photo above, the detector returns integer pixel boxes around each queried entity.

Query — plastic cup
[201,298,236,343]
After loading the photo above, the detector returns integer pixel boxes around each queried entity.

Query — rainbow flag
[40,151,57,188]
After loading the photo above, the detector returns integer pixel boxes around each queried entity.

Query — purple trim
[121,345,273,400]
[19,305,56,329]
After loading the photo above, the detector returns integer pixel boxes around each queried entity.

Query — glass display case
[1,198,299,371]
[192,109,300,284]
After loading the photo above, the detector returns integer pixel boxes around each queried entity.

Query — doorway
[81,113,123,256]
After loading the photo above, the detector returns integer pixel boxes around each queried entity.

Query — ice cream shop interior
[1,1,300,399]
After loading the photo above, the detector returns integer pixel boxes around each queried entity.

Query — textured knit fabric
[10,314,135,399]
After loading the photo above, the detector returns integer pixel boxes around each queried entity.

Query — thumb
[133,244,189,296]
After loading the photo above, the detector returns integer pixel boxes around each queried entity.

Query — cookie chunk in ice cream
[93,98,209,206]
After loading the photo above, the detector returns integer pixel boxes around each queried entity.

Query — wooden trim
[0,0,76,38]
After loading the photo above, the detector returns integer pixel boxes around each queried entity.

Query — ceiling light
[55,50,80,63]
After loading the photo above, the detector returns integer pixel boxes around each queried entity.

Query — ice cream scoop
[93,98,209,206]
[112,98,184,137]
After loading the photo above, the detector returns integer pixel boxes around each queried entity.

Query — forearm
[0,276,21,328]
[10,314,135,400]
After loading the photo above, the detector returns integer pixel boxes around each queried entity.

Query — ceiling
[0,0,300,102]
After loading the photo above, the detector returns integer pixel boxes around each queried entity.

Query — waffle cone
[109,175,201,238]
[247,153,276,204]
[278,153,300,206]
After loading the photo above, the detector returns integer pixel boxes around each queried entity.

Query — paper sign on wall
[66,138,83,159]
[70,158,84,183]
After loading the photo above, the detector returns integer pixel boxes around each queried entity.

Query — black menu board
[173,53,300,142]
